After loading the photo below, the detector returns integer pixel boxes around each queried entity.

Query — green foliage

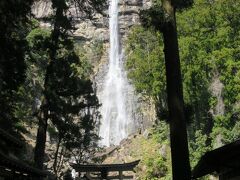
[0,0,33,134]
[47,36,101,176]
[130,123,171,180]
[32,0,106,171]
[75,39,104,74]
[189,130,211,167]
[127,0,240,177]
[16,28,51,123]
[48,35,100,148]
[26,23,100,161]
[140,4,165,31]
[140,0,194,31]
[179,0,240,146]
[144,123,171,179]
[125,26,167,119]
[178,0,240,152]
[12,15,101,174]
[0,0,105,174]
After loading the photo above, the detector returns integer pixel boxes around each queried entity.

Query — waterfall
[98,0,137,146]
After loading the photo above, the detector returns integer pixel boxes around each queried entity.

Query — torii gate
[71,160,140,180]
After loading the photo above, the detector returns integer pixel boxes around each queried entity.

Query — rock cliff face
[32,0,151,46]
[32,0,154,140]
[30,0,155,176]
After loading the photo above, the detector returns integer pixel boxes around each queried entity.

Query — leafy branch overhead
[140,0,193,31]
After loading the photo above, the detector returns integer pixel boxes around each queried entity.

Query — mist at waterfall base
[98,0,139,147]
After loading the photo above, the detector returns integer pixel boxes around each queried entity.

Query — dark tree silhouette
[161,1,191,179]
[34,0,106,172]
[140,0,193,179]
[0,0,33,134]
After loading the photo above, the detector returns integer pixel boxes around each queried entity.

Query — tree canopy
[126,0,240,178]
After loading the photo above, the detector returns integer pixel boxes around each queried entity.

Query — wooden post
[119,171,123,180]
[86,172,92,180]
[101,168,108,180]
[161,0,191,179]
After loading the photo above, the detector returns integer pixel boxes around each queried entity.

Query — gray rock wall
[32,0,155,136]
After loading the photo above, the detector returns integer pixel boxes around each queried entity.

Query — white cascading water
[98,0,136,146]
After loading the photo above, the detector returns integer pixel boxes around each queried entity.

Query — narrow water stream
[98,0,136,146]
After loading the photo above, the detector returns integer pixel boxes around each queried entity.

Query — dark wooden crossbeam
[71,160,140,179]
[86,174,134,179]
[0,151,48,177]
[71,160,140,172]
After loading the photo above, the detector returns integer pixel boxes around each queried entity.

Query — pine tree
[0,0,33,135]
[34,0,106,171]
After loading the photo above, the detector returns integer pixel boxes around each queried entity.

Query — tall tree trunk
[53,135,62,176]
[34,2,64,172]
[34,54,54,171]
[161,0,191,179]
[34,102,48,170]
